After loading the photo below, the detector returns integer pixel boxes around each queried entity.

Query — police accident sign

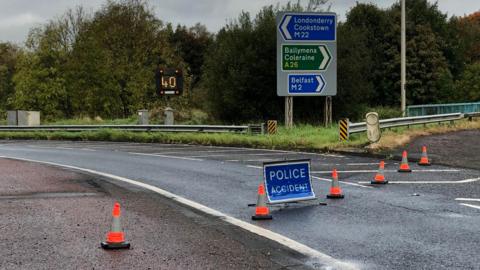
[263,159,316,203]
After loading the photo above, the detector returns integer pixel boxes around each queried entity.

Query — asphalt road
[0,158,311,270]
[0,140,479,269]
[397,129,480,170]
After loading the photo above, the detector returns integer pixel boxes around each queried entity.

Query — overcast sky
[0,0,478,44]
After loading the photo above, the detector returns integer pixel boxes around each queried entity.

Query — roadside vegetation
[0,119,478,152]
[0,0,478,150]
[1,0,480,124]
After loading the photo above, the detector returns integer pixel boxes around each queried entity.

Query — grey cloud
[0,0,478,44]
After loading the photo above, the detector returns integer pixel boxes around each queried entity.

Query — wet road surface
[0,140,479,269]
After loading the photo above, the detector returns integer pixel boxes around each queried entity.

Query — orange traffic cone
[371,161,388,184]
[101,202,130,249]
[418,146,431,166]
[398,150,412,173]
[251,184,272,220]
[327,169,344,199]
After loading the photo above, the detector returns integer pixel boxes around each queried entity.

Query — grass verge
[0,124,368,151]
[0,120,477,152]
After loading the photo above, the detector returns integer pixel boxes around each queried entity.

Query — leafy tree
[12,7,87,119]
[406,24,449,104]
[455,63,480,101]
[201,1,329,123]
[169,23,213,90]
[0,43,19,111]
[70,0,183,118]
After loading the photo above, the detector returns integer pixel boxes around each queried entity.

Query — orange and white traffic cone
[371,161,388,184]
[418,146,431,166]
[101,202,130,249]
[251,184,272,220]
[327,169,344,199]
[398,150,412,173]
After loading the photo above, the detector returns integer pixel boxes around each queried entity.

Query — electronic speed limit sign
[156,68,184,96]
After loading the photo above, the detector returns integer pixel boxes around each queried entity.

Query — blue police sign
[279,13,336,41]
[263,160,316,203]
[288,74,326,94]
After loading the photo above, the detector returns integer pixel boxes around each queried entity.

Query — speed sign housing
[156,68,183,96]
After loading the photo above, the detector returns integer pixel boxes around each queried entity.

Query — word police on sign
[263,159,316,203]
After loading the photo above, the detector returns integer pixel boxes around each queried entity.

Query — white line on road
[127,152,203,161]
[345,163,377,166]
[0,155,359,270]
[153,149,255,155]
[190,152,299,158]
[227,159,287,162]
[312,169,460,174]
[358,177,480,184]
[459,203,480,210]
[55,147,76,150]
[455,198,480,202]
[80,148,97,152]
[311,176,372,189]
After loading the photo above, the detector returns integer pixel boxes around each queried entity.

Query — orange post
[327,169,344,199]
[252,184,273,220]
[398,150,412,173]
[418,146,431,166]
[101,202,130,250]
[371,161,388,184]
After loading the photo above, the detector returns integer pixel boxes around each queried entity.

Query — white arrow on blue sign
[288,74,326,94]
[279,14,336,41]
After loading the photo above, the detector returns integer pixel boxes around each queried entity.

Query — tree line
[0,0,479,122]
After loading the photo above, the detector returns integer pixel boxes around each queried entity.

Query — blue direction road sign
[263,160,315,203]
[288,74,326,94]
[279,13,336,41]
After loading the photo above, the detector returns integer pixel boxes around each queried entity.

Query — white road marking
[358,177,480,184]
[190,152,299,158]
[128,152,203,161]
[185,145,346,158]
[80,148,96,152]
[0,155,358,270]
[27,145,52,149]
[153,149,254,155]
[247,165,262,169]
[345,162,397,166]
[312,169,460,174]
[311,176,372,189]
[455,198,480,202]
[459,203,480,210]
[55,147,76,150]
[227,158,287,162]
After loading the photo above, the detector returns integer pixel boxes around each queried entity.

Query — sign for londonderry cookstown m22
[276,12,337,96]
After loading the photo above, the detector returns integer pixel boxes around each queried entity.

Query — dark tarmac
[399,129,480,170]
[0,159,311,270]
[0,139,478,270]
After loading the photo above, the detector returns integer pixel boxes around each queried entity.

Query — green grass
[0,120,477,152]
[0,124,369,151]
[44,116,138,125]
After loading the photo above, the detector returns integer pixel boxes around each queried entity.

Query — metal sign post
[285,96,293,128]
[324,96,332,127]
[263,159,316,204]
[276,12,337,128]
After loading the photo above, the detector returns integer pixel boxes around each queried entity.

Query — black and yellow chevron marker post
[339,119,349,141]
[267,120,278,135]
